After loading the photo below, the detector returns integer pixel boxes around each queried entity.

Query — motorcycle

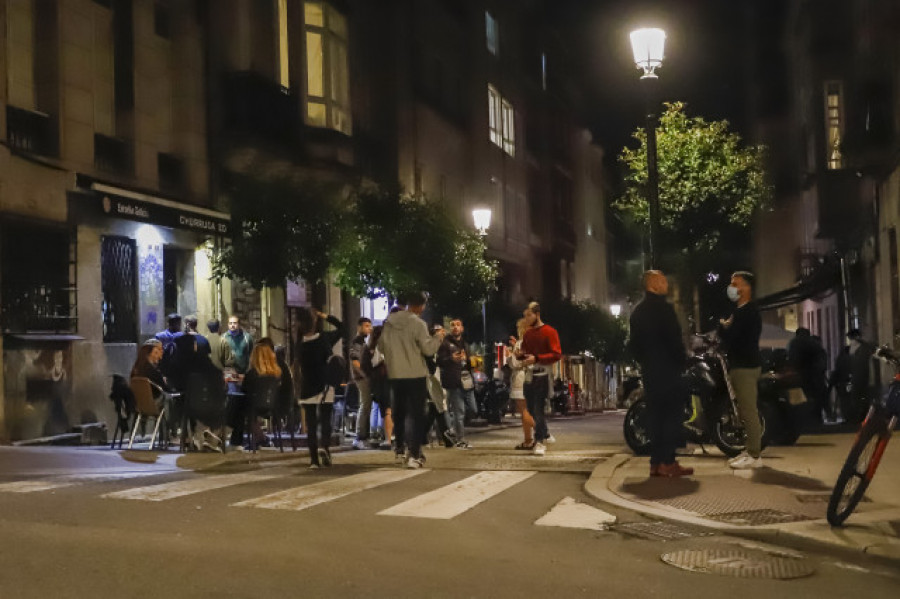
[623,332,769,458]
[473,370,508,424]
[550,378,571,415]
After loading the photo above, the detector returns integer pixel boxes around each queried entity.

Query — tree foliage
[211,173,346,289]
[548,299,627,363]
[615,102,772,258]
[333,186,498,316]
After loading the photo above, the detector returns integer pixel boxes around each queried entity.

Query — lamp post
[629,27,666,269]
[610,304,622,318]
[472,208,492,349]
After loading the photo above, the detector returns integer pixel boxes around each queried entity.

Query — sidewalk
[585,432,900,565]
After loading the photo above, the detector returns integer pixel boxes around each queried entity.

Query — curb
[584,453,900,568]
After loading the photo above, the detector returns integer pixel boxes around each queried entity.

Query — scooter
[623,332,769,457]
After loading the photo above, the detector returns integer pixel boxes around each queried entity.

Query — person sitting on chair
[229,344,282,450]
[131,339,171,396]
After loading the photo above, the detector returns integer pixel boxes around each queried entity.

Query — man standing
[720,270,764,470]
[628,271,692,477]
[350,317,374,450]
[155,313,182,377]
[437,318,478,449]
[224,315,254,375]
[184,316,210,357]
[518,301,562,456]
[787,328,829,423]
[206,319,232,370]
[378,291,445,468]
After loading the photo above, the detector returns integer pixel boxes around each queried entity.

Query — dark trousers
[524,377,549,442]
[390,378,428,459]
[423,403,451,444]
[303,403,334,465]
[644,374,684,466]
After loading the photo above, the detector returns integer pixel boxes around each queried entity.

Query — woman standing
[297,308,345,469]
[508,319,535,450]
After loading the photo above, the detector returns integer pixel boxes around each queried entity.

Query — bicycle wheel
[827,415,890,526]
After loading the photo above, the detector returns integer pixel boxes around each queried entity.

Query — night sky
[549,0,779,160]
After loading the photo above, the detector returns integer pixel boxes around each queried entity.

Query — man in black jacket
[719,271,763,469]
[628,271,692,477]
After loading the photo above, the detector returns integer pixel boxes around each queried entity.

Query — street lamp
[610,304,622,318]
[472,207,492,351]
[629,27,666,269]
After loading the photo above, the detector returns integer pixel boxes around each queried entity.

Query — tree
[615,102,772,261]
[548,299,627,363]
[333,185,498,316]
[211,172,347,290]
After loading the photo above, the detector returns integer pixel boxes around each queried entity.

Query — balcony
[222,71,299,145]
[816,169,863,239]
[6,105,58,158]
[94,133,133,177]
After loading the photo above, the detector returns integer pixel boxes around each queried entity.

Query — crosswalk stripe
[102,472,282,501]
[0,480,77,493]
[232,468,427,511]
[534,496,617,530]
[378,470,536,519]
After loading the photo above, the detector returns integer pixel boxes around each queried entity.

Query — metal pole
[482,299,487,353]
[645,110,661,269]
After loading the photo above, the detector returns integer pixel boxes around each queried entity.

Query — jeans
[447,387,477,441]
[423,403,452,444]
[730,367,763,458]
[390,378,428,459]
[354,378,373,440]
[524,377,549,443]
[302,403,334,465]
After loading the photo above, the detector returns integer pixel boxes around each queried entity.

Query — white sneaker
[532,442,546,456]
[729,455,762,470]
[545,435,556,444]
[352,439,367,450]
[728,451,750,465]
[406,457,424,469]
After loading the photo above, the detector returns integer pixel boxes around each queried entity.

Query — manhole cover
[615,521,715,541]
[661,549,816,579]
[706,509,813,526]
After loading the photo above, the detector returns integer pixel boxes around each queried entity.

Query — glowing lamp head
[630,28,666,79]
[472,208,492,236]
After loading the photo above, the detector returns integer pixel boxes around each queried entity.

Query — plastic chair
[109,374,135,449]
[181,370,228,452]
[127,377,167,450]
[245,376,283,453]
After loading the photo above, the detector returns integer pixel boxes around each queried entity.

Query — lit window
[304,2,351,134]
[277,0,289,88]
[486,11,498,55]
[488,85,515,156]
[825,81,843,170]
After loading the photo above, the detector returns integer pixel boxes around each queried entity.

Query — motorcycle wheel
[623,398,652,455]
[712,403,768,457]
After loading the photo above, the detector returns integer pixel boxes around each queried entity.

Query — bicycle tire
[827,415,890,526]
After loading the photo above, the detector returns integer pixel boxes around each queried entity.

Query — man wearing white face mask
[719,271,763,469]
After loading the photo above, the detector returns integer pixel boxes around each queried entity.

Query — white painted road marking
[378,470,536,519]
[0,471,172,494]
[0,480,77,493]
[534,496,617,530]
[233,468,427,511]
[103,472,282,501]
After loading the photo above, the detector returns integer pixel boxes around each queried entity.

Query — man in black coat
[628,270,693,477]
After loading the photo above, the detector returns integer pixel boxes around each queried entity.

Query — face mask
[726,285,740,302]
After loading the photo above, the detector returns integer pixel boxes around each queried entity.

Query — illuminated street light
[472,208,492,237]
[610,304,622,318]
[630,28,666,79]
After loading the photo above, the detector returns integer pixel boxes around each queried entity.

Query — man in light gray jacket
[378,291,445,468]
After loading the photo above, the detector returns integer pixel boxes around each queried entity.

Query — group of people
[347,294,562,469]
[628,269,763,477]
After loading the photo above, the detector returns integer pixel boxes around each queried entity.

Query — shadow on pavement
[748,468,831,492]
[620,476,700,500]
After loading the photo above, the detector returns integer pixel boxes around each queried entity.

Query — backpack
[325,353,349,388]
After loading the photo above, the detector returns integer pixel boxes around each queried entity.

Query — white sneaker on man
[532,442,546,456]
[729,455,762,470]
[545,435,556,444]
[728,451,750,465]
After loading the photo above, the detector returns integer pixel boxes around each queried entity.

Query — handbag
[460,370,475,391]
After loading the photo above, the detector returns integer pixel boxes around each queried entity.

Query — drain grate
[615,521,715,541]
[706,509,814,526]
[794,493,870,504]
[661,549,816,579]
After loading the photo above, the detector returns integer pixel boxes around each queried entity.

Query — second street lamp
[472,208,492,350]
[630,27,666,269]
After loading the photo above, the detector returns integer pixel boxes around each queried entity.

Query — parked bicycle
[827,345,900,526]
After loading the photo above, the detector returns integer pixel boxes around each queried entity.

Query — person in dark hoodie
[378,291,445,468]
[296,308,345,469]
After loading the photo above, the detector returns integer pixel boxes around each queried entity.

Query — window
[304,1,351,134]
[1,219,76,333]
[101,236,137,342]
[487,84,515,156]
[825,81,844,170]
[485,11,498,55]
[277,0,289,88]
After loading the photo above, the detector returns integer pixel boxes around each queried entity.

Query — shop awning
[756,260,841,312]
